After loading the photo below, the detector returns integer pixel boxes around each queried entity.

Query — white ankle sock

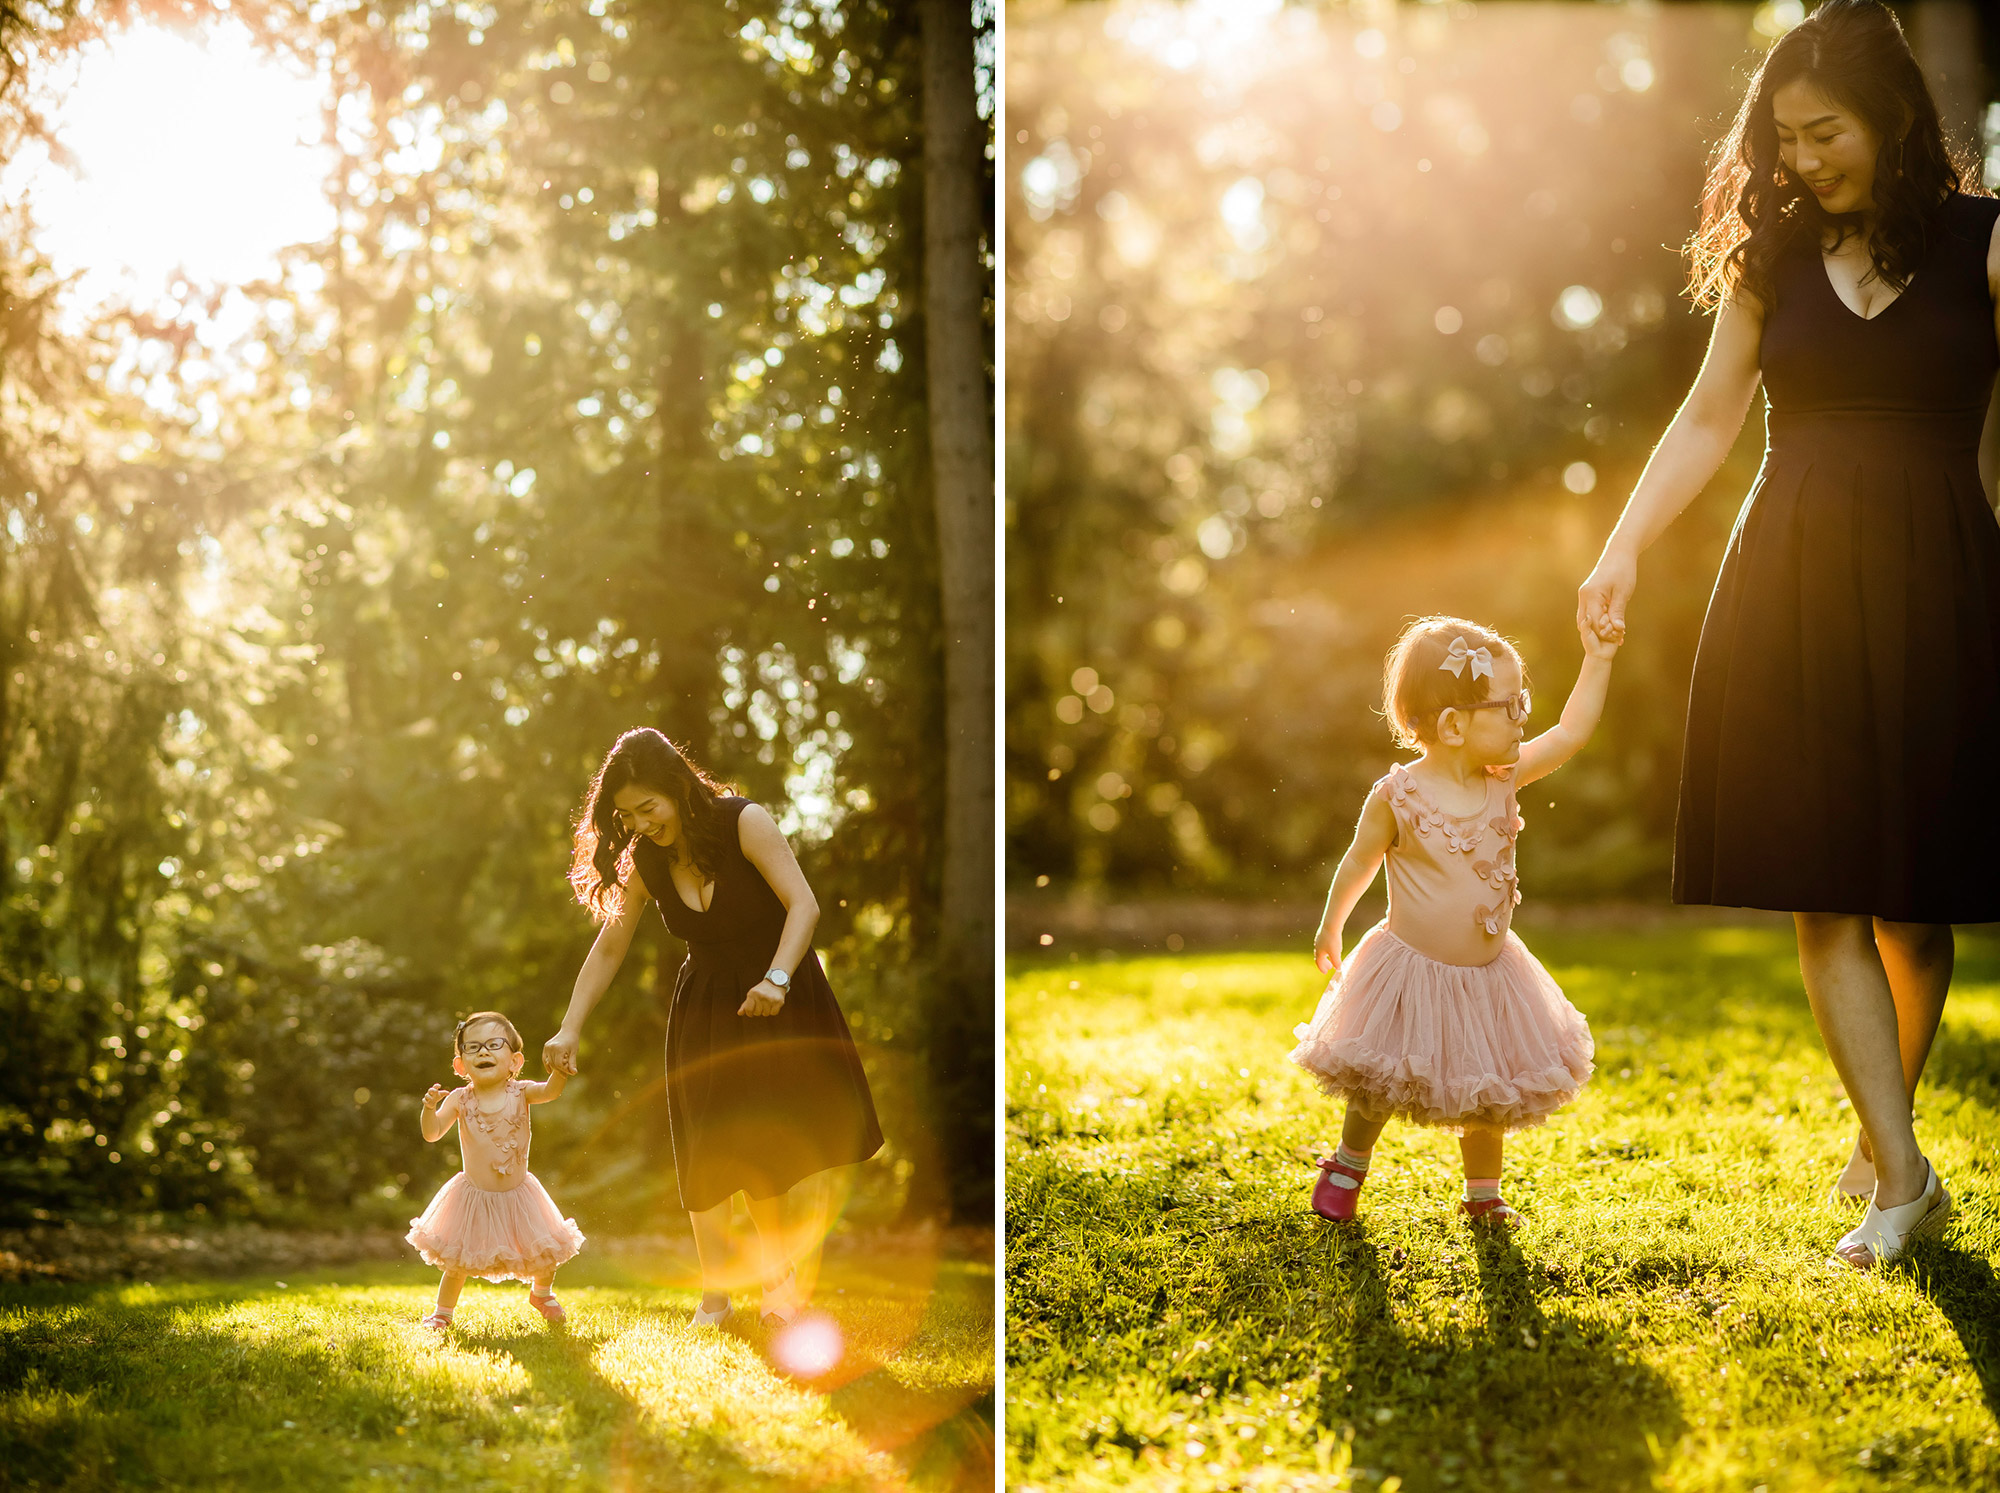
[1464,1177,1502,1203]
[1326,1142,1371,1188]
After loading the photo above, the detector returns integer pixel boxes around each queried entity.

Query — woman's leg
[1874,918,1953,1103]
[1840,920,1953,1179]
[1795,912,1928,1208]
[688,1197,738,1305]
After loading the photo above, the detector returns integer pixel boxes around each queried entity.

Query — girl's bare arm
[420,1085,461,1142]
[1313,791,1398,975]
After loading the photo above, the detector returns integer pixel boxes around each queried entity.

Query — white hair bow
[1438,636,1493,681]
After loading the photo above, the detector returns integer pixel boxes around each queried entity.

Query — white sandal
[760,1270,801,1328]
[1828,1138,1875,1209]
[692,1295,731,1328]
[1833,1160,1952,1270]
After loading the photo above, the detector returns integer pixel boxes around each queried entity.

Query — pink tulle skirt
[1289,922,1593,1134]
[405,1171,585,1283]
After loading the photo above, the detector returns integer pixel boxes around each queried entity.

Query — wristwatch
[764,968,791,991]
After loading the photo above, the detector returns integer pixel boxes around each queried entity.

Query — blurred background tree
[2,0,994,1227]
[1006,0,1999,925]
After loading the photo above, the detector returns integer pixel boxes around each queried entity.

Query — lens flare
[771,1312,844,1378]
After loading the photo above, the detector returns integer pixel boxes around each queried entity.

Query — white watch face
[767,969,789,988]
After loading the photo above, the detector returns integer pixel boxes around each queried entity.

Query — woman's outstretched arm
[736,804,820,1017]
[1577,296,1766,641]
[543,866,651,1075]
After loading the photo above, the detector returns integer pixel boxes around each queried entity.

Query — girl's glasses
[461,1038,517,1055]
[1451,689,1532,722]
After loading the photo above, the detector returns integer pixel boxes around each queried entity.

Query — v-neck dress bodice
[1676,191,2000,919]
[632,797,882,1212]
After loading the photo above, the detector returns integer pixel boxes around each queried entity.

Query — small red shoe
[1310,1156,1368,1221]
[529,1289,566,1325]
[1462,1197,1524,1229]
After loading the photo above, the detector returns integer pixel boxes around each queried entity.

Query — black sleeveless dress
[1675,192,2000,921]
[634,798,882,1212]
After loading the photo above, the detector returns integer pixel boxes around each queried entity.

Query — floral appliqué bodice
[454,1080,531,1192]
[1376,763,1524,967]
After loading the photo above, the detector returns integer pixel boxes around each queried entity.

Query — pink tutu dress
[1290,763,1594,1133]
[406,1079,585,1283]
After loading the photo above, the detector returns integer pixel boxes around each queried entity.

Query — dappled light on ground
[1007,930,2000,1491]
[0,1240,992,1491]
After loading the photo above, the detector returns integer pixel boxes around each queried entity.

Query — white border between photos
[990,0,1009,1481]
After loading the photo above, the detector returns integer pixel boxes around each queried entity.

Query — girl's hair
[454,1011,521,1052]
[1686,0,1969,312]
[569,728,734,921]
[1382,616,1525,750]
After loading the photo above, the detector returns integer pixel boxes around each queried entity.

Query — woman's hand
[542,1029,581,1077]
[738,979,787,1017]
[1577,546,1637,646]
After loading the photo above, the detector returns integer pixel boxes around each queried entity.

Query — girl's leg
[1341,1108,1388,1156]
[1312,1105,1386,1220]
[1795,913,1927,1208]
[435,1270,467,1313]
[1459,1126,1504,1185]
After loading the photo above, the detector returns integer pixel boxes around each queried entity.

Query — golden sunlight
[8,21,334,305]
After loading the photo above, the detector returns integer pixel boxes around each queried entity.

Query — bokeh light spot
[771,1313,844,1378]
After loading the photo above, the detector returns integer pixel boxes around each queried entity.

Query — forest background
[1006,0,2000,942]
[2,0,995,1238]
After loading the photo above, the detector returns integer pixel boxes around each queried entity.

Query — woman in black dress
[542,728,883,1326]
[1577,0,1996,1268]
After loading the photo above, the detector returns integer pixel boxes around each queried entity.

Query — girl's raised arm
[1514,622,1619,787]
[543,862,653,1076]
[1578,295,1765,642]
[420,1084,462,1143]
[1313,790,1398,977]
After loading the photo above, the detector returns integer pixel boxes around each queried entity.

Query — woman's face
[613,782,682,846]
[1772,79,1883,216]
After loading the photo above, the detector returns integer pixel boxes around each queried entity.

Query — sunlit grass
[0,1245,993,1490]
[1007,927,2000,1492]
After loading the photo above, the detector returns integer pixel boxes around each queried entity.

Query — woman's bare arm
[543,865,651,1074]
[736,804,820,1016]
[1577,295,1766,640]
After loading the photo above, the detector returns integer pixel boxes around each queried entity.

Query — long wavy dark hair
[1686,0,1971,312]
[569,729,735,921]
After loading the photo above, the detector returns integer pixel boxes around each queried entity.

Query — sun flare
[9,21,335,304]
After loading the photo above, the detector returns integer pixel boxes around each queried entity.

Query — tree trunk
[919,0,994,1221]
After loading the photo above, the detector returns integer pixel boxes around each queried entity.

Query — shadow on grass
[1315,1225,1683,1493]
[1910,1243,2000,1420]
[453,1316,785,1488]
[0,1284,941,1492]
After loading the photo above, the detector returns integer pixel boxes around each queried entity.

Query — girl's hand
[423,1084,448,1113]
[1577,548,1635,645]
[1580,608,1622,660]
[542,1029,580,1077]
[738,980,787,1017]
[1313,924,1344,978]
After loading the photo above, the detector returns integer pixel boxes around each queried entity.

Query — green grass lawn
[0,1240,993,1491]
[1006,925,2000,1493]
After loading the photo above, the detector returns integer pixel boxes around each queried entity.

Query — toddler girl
[407,1011,586,1331]
[1291,614,1613,1225]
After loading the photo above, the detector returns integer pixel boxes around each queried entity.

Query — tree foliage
[2,0,992,1226]
[1006,2,1805,903]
